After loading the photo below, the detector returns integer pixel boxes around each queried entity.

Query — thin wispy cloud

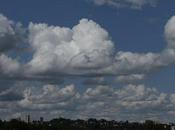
[88,0,159,9]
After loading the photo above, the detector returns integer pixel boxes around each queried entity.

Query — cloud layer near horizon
[0,83,174,122]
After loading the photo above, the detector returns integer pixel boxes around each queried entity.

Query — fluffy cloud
[82,84,167,115]
[0,54,21,76]
[0,13,175,121]
[19,84,80,110]
[0,83,173,121]
[25,16,175,77]
[0,12,175,92]
[165,16,175,49]
[0,12,175,95]
[0,14,175,79]
[0,14,23,77]
[103,51,161,75]
[0,14,24,52]
[89,0,159,9]
[25,15,175,79]
[26,19,114,75]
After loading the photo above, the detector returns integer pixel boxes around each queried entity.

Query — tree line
[0,117,173,130]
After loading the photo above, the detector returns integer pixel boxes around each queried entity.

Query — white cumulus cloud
[0,13,175,83]
[0,54,20,76]
[26,19,114,75]
[165,15,175,49]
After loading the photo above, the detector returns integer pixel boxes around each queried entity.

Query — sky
[0,0,175,122]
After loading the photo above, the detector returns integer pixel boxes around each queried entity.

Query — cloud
[170,94,175,105]
[88,0,159,9]
[0,13,174,83]
[0,91,23,102]
[82,77,108,85]
[0,13,175,121]
[103,51,161,75]
[115,74,145,84]
[26,19,114,75]
[82,84,167,116]
[18,84,80,110]
[0,83,173,121]
[25,16,175,77]
[0,13,175,84]
[0,14,24,78]
[165,15,175,49]
[23,15,175,79]
[0,14,24,52]
[0,54,21,76]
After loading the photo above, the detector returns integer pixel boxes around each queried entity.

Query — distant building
[40,117,44,123]
[26,115,30,123]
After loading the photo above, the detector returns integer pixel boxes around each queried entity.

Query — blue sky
[0,0,175,121]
